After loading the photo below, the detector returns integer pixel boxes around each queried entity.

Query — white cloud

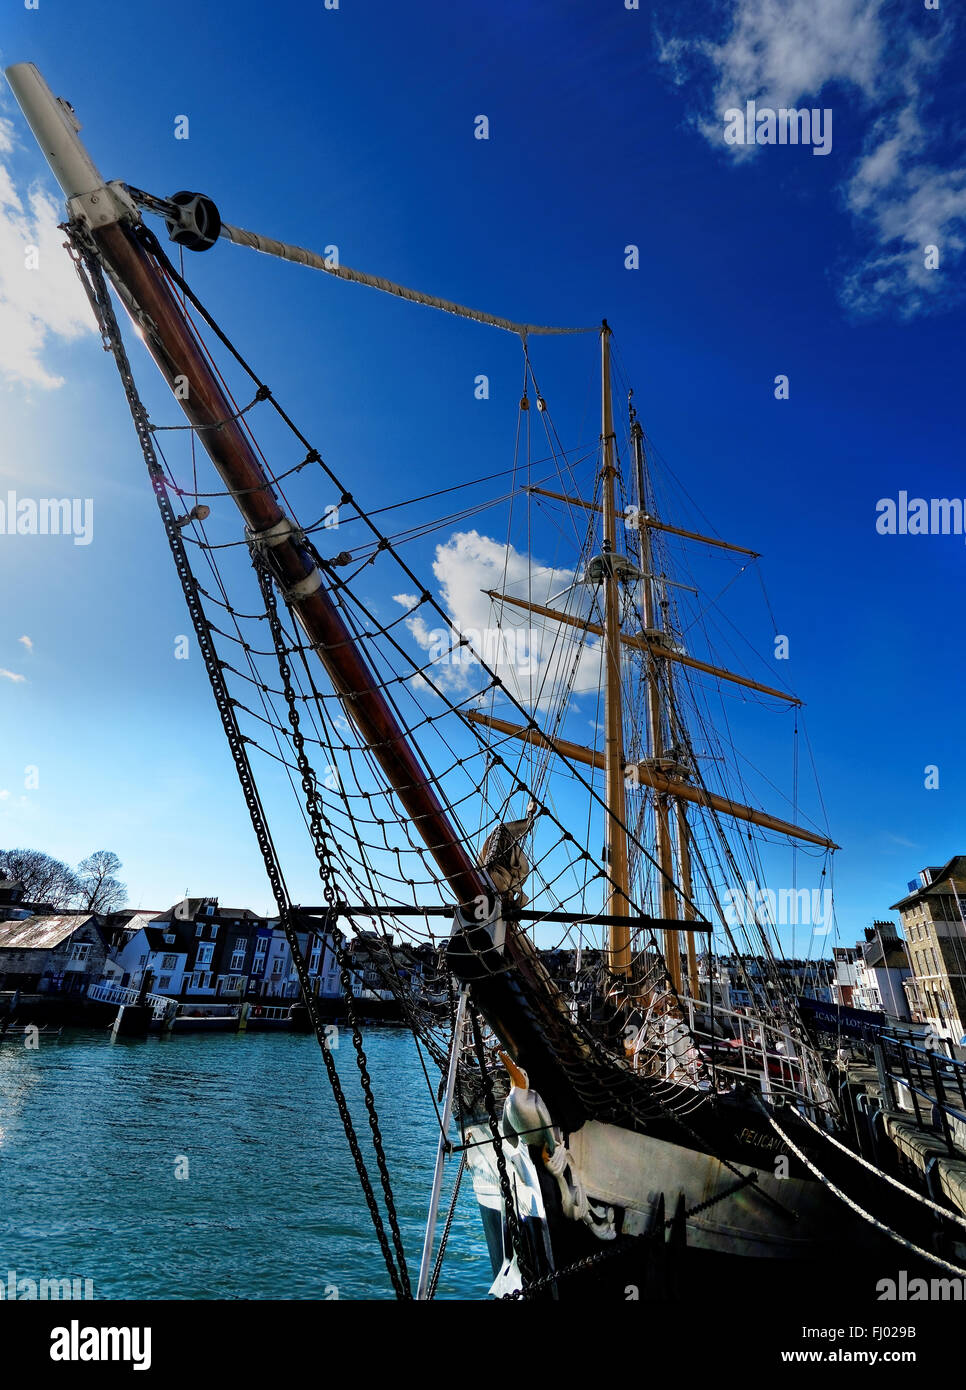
[0,115,97,388]
[392,592,420,610]
[407,529,605,709]
[671,0,886,129]
[657,0,964,317]
[17,634,32,650]
[0,668,26,683]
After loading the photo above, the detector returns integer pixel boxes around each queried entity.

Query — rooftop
[0,915,98,951]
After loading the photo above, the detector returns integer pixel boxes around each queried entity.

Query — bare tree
[0,848,81,910]
[76,850,128,914]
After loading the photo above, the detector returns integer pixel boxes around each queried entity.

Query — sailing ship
[7,61,965,1301]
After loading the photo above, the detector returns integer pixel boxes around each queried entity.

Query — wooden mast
[599,324,632,977]
[631,413,681,993]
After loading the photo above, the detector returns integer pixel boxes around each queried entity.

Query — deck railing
[630,992,832,1108]
[878,1029,966,1155]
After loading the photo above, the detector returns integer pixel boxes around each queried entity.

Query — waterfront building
[851,923,911,1020]
[146,898,272,1001]
[831,946,860,1006]
[892,857,966,1050]
[725,954,835,1008]
[0,915,114,996]
[112,922,189,996]
[257,923,340,1000]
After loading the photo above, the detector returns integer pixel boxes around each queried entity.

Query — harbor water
[0,1027,490,1299]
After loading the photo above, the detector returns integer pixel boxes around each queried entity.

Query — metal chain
[468,1002,536,1289]
[69,231,410,1301]
[427,1152,466,1300]
[252,546,412,1296]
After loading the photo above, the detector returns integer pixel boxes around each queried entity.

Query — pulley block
[165,191,222,252]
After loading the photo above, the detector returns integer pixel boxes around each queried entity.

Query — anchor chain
[252,544,412,1297]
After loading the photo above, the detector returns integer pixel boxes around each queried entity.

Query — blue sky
[0,0,964,951]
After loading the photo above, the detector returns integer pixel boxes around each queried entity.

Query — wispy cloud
[0,113,96,388]
[885,832,919,851]
[656,0,964,317]
[17,634,32,650]
[0,667,26,683]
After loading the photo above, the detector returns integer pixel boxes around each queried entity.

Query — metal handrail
[631,992,831,1107]
[878,1029,966,1155]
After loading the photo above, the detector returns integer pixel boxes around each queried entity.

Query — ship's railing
[630,992,831,1107]
[878,1029,966,1155]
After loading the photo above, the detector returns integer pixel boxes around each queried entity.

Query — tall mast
[630,412,681,994]
[600,323,631,976]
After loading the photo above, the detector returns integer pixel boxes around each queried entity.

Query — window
[162,954,178,970]
[230,948,246,972]
[208,923,219,940]
[159,976,171,991]
[271,959,284,977]
[197,943,214,966]
[69,942,91,964]
[164,933,176,945]
[254,939,268,960]
[195,923,204,937]
[205,905,215,918]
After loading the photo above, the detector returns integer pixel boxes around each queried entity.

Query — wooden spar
[466,710,606,767]
[485,590,801,706]
[599,325,632,976]
[465,711,839,849]
[2,65,489,912]
[525,485,760,558]
[632,417,680,993]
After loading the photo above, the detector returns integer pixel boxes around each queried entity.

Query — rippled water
[0,1026,490,1300]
